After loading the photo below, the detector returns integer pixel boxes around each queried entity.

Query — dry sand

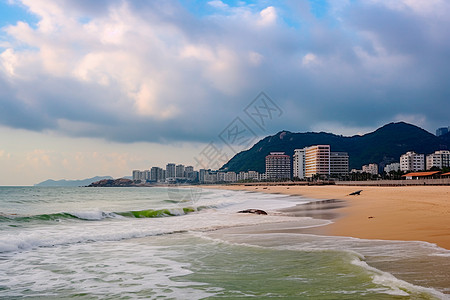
[204,184,450,250]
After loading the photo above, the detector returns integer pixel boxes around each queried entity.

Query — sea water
[0,186,448,299]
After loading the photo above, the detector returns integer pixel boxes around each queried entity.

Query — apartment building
[426,150,450,169]
[362,163,378,175]
[166,163,176,178]
[175,164,185,178]
[150,167,165,182]
[265,152,291,180]
[400,151,425,172]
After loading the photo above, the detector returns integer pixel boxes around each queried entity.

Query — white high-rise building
[176,164,185,178]
[293,148,306,179]
[426,150,450,169]
[400,151,425,172]
[199,169,207,183]
[166,163,176,178]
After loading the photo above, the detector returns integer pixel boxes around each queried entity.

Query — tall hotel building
[305,145,330,178]
[265,152,291,180]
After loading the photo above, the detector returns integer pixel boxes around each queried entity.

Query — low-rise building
[362,163,378,175]
[384,162,400,173]
[224,172,237,182]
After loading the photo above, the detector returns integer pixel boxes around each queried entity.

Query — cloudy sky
[1,0,449,185]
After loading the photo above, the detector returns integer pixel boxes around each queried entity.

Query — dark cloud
[0,0,449,144]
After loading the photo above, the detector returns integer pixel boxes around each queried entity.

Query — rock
[238,209,268,215]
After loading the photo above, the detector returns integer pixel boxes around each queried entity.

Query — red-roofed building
[402,171,441,180]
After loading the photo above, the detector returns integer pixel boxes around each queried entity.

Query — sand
[204,184,450,250]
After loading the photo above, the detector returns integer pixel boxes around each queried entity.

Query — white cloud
[302,53,320,66]
[258,6,277,27]
[208,0,228,9]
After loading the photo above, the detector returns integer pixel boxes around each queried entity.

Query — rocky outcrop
[87,178,135,187]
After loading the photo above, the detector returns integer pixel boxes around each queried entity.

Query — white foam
[0,241,216,299]
[0,210,304,253]
[351,257,447,299]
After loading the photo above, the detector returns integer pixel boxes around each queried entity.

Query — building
[217,172,225,182]
[132,170,150,181]
[132,170,141,181]
[184,166,195,181]
[204,171,217,183]
[426,150,450,169]
[259,173,267,181]
[436,127,449,137]
[384,162,400,173]
[330,152,349,176]
[362,163,378,175]
[166,163,176,178]
[265,152,291,180]
[199,169,207,183]
[176,164,185,178]
[400,151,425,172]
[248,171,259,180]
[305,145,330,178]
[293,148,306,179]
[150,167,165,182]
[402,171,441,180]
[224,172,237,182]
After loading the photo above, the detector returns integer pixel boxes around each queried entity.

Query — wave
[0,206,208,223]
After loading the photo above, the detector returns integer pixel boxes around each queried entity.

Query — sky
[0,0,449,185]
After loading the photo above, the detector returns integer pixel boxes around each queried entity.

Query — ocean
[0,186,448,299]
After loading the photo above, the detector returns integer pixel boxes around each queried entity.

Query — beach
[2,186,449,298]
[205,184,450,250]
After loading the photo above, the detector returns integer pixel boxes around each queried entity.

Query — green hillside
[220,122,450,173]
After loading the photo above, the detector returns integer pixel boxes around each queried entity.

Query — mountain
[221,122,450,173]
[35,176,113,187]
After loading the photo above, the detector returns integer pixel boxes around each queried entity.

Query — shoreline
[202,184,450,250]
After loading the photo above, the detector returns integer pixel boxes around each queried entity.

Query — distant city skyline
[1,1,449,185]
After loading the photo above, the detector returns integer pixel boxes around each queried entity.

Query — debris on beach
[238,209,268,215]
[349,190,363,195]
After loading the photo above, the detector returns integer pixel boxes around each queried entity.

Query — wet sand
[204,184,450,250]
